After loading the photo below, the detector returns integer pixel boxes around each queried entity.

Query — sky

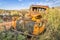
[0,0,60,10]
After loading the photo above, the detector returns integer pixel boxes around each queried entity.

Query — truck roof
[30,5,49,8]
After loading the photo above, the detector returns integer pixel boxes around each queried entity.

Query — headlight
[39,22,43,27]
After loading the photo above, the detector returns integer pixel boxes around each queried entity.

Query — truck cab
[30,5,49,13]
[29,5,48,35]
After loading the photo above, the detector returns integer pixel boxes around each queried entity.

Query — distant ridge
[55,6,60,9]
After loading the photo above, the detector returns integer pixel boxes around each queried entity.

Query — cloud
[51,0,60,6]
[54,0,60,3]
[46,0,60,3]
[28,1,51,7]
[43,0,60,7]
[18,0,23,2]
[18,0,60,7]
[46,0,56,2]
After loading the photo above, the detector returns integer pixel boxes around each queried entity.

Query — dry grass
[0,8,60,40]
[39,8,60,40]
